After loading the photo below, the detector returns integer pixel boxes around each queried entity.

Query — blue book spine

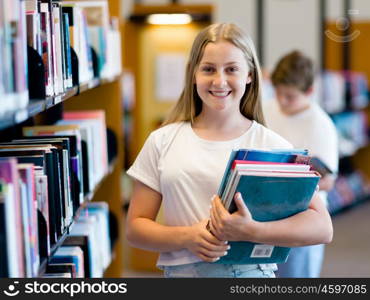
[217,150,238,197]
[62,13,73,87]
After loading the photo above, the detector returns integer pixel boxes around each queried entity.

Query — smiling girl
[125,23,333,278]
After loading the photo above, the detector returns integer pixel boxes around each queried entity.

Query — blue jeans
[162,262,277,278]
[277,244,325,278]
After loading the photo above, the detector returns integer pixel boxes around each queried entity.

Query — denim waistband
[161,262,277,278]
[160,263,277,271]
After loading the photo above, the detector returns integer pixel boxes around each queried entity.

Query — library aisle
[321,201,370,277]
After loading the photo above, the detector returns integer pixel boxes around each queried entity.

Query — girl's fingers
[201,238,229,252]
[209,212,221,238]
[234,192,249,216]
[198,253,220,263]
[212,196,230,224]
[210,196,222,226]
[210,196,228,234]
[210,196,233,240]
[199,248,228,259]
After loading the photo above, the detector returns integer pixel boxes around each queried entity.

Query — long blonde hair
[162,23,265,126]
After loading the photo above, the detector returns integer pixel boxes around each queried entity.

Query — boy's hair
[162,23,265,126]
[271,50,314,93]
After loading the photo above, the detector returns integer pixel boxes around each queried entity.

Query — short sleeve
[308,121,339,175]
[126,133,161,193]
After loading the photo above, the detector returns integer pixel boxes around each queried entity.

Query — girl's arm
[209,192,333,247]
[126,180,229,262]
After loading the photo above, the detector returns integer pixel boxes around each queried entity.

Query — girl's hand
[184,219,230,262]
[209,193,256,241]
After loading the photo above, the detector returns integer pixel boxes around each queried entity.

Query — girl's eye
[227,66,238,72]
[201,66,214,73]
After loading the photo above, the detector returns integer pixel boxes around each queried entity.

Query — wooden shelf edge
[0,75,122,131]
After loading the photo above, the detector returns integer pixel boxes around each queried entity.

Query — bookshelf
[63,78,124,277]
[0,0,124,277]
[323,18,370,214]
[0,78,120,131]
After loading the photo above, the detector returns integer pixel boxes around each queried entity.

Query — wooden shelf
[37,230,69,277]
[84,157,118,202]
[0,76,120,131]
[1,0,124,278]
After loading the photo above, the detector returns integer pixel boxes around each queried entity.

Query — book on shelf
[0,136,112,278]
[16,135,84,204]
[61,2,94,85]
[1,0,122,117]
[34,166,51,257]
[17,163,40,278]
[0,1,121,278]
[62,110,109,182]
[0,112,110,277]
[26,0,74,97]
[0,145,65,245]
[0,158,25,277]
[44,262,76,278]
[0,0,29,116]
[42,272,72,278]
[215,149,320,264]
[85,202,111,270]
[23,110,109,196]
[66,202,112,278]
[50,245,85,278]
[0,181,9,277]
[9,137,80,212]
[60,0,121,81]
[56,120,97,192]
[1,142,74,227]
[40,1,55,97]
[0,159,49,267]
[0,150,112,278]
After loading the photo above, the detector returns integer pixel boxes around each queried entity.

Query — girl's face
[195,41,252,114]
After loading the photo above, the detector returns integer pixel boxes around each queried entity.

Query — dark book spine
[44,152,59,244]
[0,195,9,277]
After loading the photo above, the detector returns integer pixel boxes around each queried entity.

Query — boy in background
[263,50,339,278]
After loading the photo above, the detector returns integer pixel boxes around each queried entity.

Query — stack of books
[43,201,111,278]
[25,0,122,98]
[215,149,320,264]
[0,109,110,277]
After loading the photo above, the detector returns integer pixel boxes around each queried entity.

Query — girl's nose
[212,72,227,87]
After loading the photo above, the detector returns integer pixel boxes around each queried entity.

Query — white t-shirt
[127,121,292,267]
[263,100,339,203]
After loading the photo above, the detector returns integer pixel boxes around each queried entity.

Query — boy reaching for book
[126,23,333,278]
[263,50,339,277]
